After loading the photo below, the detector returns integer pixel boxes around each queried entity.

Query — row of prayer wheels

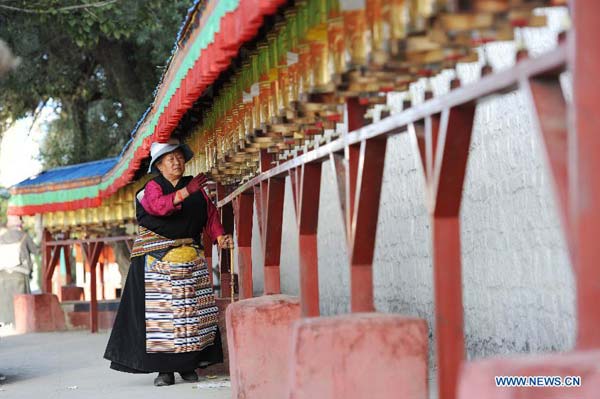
[43,185,139,233]
[188,0,566,185]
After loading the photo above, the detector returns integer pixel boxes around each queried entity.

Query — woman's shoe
[154,372,175,386]
[178,370,199,382]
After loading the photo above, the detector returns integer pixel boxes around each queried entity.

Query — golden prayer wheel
[180,0,561,186]
[342,7,369,67]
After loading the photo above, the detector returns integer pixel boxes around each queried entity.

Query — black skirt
[103,255,223,373]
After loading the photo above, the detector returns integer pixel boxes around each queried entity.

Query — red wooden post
[41,230,52,293]
[338,97,387,313]
[527,75,570,252]
[346,97,369,133]
[220,202,234,297]
[90,254,97,333]
[233,192,254,299]
[83,242,104,333]
[291,163,322,317]
[260,149,276,173]
[572,0,600,349]
[43,244,62,295]
[349,138,387,313]
[415,103,475,399]
[99,261,105,300]
[203,233,214,287]
[261,177,285,295]
[63,245,73,285]
[217,183,234,298]
[254,149,285,295]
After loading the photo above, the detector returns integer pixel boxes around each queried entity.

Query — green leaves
[0,0,190,167]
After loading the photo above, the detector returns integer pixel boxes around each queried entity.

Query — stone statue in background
[0,39,20,77]
[0,215,38,326]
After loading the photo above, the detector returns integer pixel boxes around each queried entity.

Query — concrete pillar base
[226,294,301,399]
[14,293,66,333]
[288,313,428,399]
[458,350,600,399]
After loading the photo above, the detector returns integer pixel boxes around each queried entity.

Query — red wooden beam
[348,138,387,313]
[526,75,571,253]
[571,0,600,349]
[203,232,214,287]
[83,241,104,333]
[233,192,254,299]
[43,244,62,294]
[46,235,136,246]
[124,239,134,253]
[219,200,235,298]
[345,98,369,236]
[332,98,390,313]
[415,102,475,399]
[260,177,285,295]
[329,99,388,314]
[346,97,369,132]
[99,261,105,301]
[63,245,73,285]
[41,230,51,293]
[292,163,322,317]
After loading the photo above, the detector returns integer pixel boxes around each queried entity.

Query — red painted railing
[41,234,135,333]
[214,43,584,399]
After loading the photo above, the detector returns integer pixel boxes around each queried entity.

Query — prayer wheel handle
[230,246,235,303]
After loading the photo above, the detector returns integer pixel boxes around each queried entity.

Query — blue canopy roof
[13,157,119,188]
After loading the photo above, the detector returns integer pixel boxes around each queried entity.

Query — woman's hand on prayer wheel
[185,173,208,195]
[217,234,233,249]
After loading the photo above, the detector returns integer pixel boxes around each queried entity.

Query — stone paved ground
[0,330,231,399]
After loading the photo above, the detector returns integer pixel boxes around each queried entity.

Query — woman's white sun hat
[147,138,194,174]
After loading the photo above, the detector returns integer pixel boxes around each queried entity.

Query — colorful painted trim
[98,0,285,199]
[144,248,218,353]
[8,0,284,216]
[131,226,195,258]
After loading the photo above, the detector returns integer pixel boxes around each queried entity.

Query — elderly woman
[104,138,232,386]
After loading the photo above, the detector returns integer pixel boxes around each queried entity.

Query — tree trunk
[95,38,147,122]
[67,99,90,163]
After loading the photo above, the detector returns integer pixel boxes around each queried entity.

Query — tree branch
[0,0,117,14]
[27,99,49,136]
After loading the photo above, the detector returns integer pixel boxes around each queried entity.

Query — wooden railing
[213,43,581,399]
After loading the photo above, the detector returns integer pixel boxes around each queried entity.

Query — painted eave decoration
[8,158,118,215]
[8,0,285,216]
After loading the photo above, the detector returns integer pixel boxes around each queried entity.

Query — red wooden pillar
[414,104,476,399]
[337,98,387,313]
[346,97,368,134]
[255,149,285,295]
[99,262,105,300]
[217,183,234,298]
[349,138,387,313]
[42,232,62,295]
[203,233,214,287]
[63,245,73,285]
[82,241,104,333]
[233,191,254,299]
[260,177,285,295]
[41,230,51,293]
[571,0,600,349]
[527,73,570,248]
[290,162,322,317]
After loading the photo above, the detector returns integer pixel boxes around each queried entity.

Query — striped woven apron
[131,227,218,353]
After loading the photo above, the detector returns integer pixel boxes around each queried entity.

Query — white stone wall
[239,6,574,367]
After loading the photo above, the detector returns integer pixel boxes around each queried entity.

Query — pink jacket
[140,180,225,243]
